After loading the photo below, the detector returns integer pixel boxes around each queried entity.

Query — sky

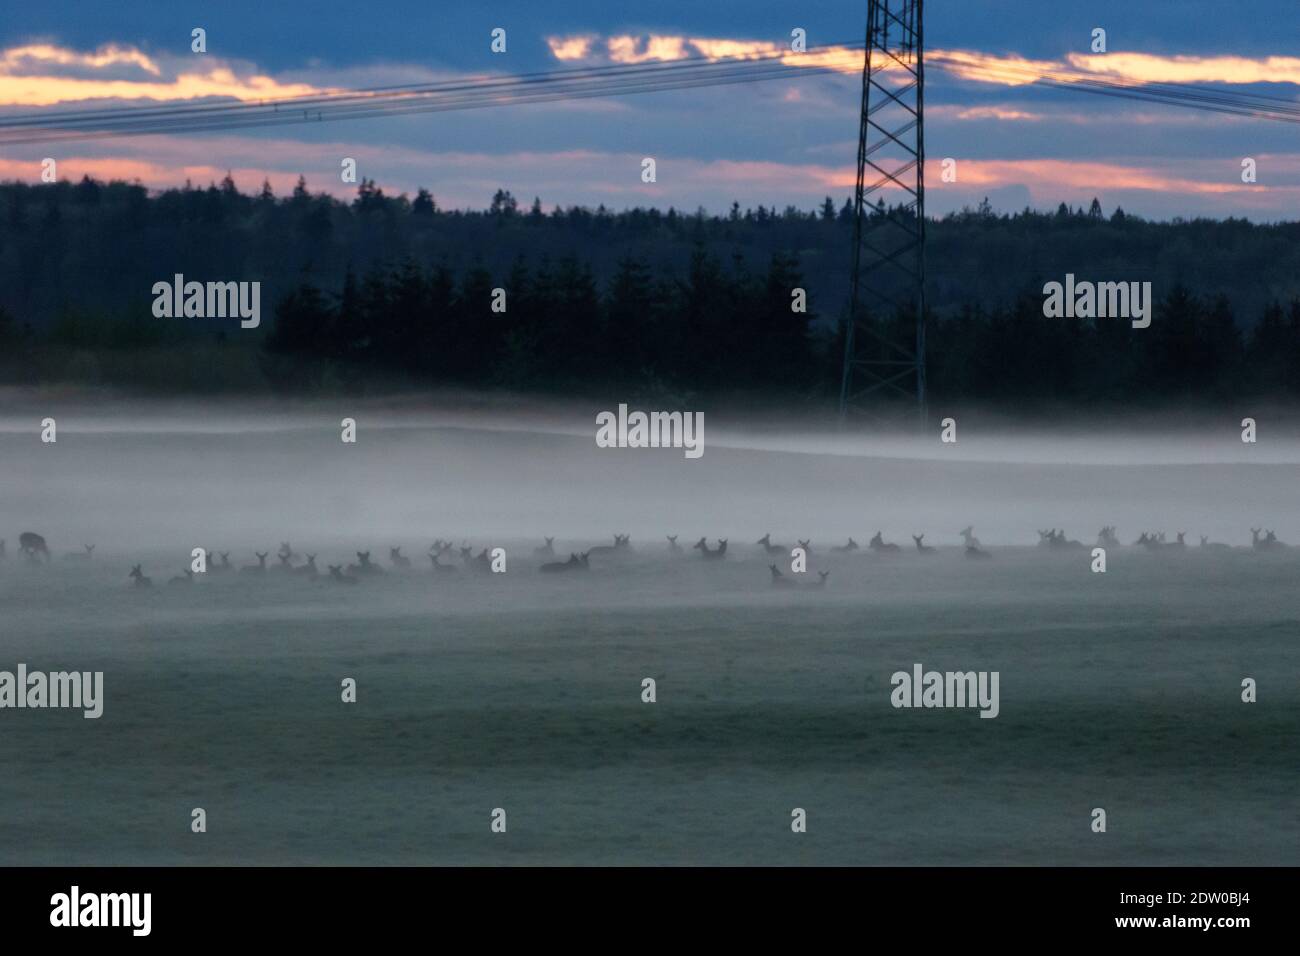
[0,0,1297,220]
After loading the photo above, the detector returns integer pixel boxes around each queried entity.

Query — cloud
[1066,52,1300,86]
[544,32,1300,92]
[0,41,326,106]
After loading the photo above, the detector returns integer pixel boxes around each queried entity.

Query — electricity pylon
[838,0,927,425]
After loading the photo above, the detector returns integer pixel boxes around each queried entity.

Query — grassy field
[1,413,1298,864]
[0,541,1296,865]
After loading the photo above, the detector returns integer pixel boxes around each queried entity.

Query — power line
[0,42,1297,146]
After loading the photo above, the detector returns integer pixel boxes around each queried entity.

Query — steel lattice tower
[838,0,927,424]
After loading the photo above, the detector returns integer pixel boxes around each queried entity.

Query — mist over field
[4,395,1300,550]
[2,395,1297,865]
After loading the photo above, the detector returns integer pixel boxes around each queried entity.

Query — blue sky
[0,1,1297,219]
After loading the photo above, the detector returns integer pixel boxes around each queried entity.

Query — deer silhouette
[275,553,294,572]
[959,526,981,549]
[19,532,49,563]
[965,544,992,560]
[831,538,859,553]
[912,534,935,554]
[278,542,297,562]
[666,535,683,554]
[869,532,900,553]
[1096,526,1120,548]
[168,569,194,585]
[129,565,153,587]
[240,552,269,575]
[694,537,727,559]
[294,554,319,577]
[533,537,556,557]
[796,539,812,557]
[589,534,631,555]
[429,552,458,573]
[769,565,829,590]
[1044,529,1084,550]
[348,551,383,575]
[768,564,796,589]
[63,544,95,561]
[540,552,589,573]
[1199,535,1230,551]
[756,533,785,555]
[389,547,412,569]
[212,551,232,573]
[327,565,359,585]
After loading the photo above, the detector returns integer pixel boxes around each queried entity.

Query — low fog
[2,395,1299,553]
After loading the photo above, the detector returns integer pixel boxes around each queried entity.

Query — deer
[959,526,981,549]
[964,544,992,560]
[278,542,298,563]
[768,564,796,589]
[274,553,295,572]
[19,532,49,563]
[540,552,589,573]
[168,569,194,585]
[533,537,556,557]
[667,535,683,554]
[129,565,153,588]
[589,534,631,555]
[769,565,829,590]
[63,544,95,561]
[465,548,493,573]
[1047,529,1085,550]
[1198,535,1230,551]
[831,538,859,553]
[756,533,785,555]
[1255,529,1287,551]
[694,537,727,560]
[1097,527,1120,548]
[293,554,319,577]
[1170,532,1188,550]
[348,551,383,575]
[240,552,269,575]
[429,552,458,573]
[211,551,232,574]
[912,534,935,555]
[327,565,358,585]
[869,532,900,554]
[389,547,412,569]
[796,539,812,557]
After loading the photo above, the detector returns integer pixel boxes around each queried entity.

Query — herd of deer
[2,524,1289,591]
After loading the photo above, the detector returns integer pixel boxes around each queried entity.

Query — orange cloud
[544,33,1300,92]
[545,35,597,62]
[0,41,326,106]
[1067,52,1300,86]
